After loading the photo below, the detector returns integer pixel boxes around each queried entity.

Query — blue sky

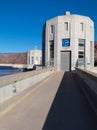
[0,0,97,52]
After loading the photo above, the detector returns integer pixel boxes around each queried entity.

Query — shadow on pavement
[42,71,97,130]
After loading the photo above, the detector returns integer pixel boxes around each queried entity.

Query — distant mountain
[0,43,97,65]
[0,53,27,64]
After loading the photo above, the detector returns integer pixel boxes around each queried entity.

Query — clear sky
[0,0,97,52]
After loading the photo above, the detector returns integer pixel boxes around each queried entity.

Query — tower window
[78,51,84,58]
[64,22,68,31]
[50,25,53,33]
[80,23,83,31]
[90,26,92,33]
[32,56,34,64]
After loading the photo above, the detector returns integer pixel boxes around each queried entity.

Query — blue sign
[62,39,70,47]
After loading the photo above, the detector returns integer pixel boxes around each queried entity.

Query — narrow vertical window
[80,23,83,31]
[90,41,92,65]
[32,56,34,64]
[40,57,42,64]
[50,25,53,33]
[64,22,68,31]
[90,26,92,33]
[78,39,85,66]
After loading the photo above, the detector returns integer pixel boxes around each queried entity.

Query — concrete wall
[0,68,55,103]
[75,67,97,112]
[76,67,97,90]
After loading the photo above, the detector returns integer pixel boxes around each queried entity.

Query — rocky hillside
[0,43,97,65]
[0,53,27,64]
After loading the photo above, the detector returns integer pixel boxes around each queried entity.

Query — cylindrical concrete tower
[42,11,94,71]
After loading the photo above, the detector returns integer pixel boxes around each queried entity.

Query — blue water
[0,66,21,77]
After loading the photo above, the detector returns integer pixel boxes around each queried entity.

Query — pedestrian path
[0,71,97,130]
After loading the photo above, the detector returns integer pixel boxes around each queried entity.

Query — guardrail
[75,67,97,115]
[0,67,55,103]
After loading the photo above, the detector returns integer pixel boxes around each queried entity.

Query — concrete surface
[0,67,54,103]
[75,67,97,116]
[0,71,97,130]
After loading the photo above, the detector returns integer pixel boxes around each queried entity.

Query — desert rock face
[0,53,27,64]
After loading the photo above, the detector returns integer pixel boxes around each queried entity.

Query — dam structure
[0,12,97,130]
[0,67,97,129]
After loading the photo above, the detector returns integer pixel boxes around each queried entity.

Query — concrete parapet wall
[0,67,55,103]
[75,67,97,113]
[76,67,97,92]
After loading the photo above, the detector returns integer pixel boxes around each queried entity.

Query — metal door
[61,51,71,71]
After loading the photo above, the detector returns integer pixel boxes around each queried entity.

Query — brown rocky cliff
[0,53,27,64]
[0,43,97,65]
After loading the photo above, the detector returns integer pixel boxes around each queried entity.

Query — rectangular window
[40,57,42,64]
[79,55,84,58]
[78,51,84,58]
[80,23,83,31]
[79,51,84,55]
[64,22,68,31]
[32,56,34,64]
[78,39,85,50]
[50,40,54,66]
[79,39,85,43]
[79,39,85,46]
[90,26,92,33]
[50,41,54,59]
[78,54,84,58]
[79,43,84,46]
[90,41,92,65]
[50,25,53,33]
[78,39,85,66]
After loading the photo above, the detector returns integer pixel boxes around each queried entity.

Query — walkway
[0,71,97,130]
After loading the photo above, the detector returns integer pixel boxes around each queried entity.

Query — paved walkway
[0,71,97,130]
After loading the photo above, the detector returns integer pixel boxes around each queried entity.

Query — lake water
[0,66,21,77]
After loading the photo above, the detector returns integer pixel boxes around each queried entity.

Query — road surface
[0,71,97,130]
